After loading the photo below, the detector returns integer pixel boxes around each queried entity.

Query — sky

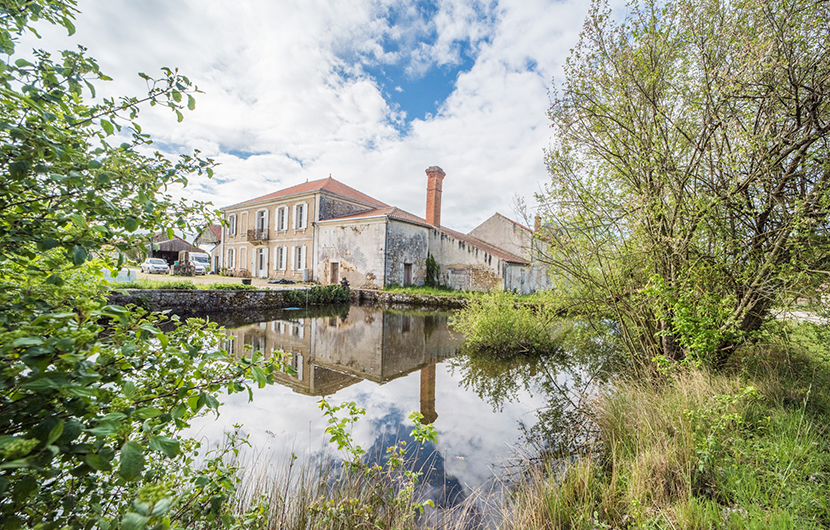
[21,0,596,233]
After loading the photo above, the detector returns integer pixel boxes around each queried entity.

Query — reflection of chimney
[419,364,437,424]
[425,166,446,227]
[534,215,541,232]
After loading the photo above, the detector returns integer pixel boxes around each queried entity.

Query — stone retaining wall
[107,288,470,315]
[107,289,297,315]
[351,289,469,309]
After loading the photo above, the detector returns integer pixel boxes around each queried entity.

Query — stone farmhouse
[214,166,548,293]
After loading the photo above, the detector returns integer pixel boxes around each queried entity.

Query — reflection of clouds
[187,309,615,498]
[187,360,545,493]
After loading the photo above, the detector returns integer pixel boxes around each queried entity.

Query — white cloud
[19,0,595,231]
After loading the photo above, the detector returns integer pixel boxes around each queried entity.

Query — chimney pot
[425,166,445,227]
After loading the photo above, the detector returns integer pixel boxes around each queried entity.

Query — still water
[189,304,618,505]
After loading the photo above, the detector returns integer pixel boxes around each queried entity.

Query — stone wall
[350,289,468,309]
[107,289,304,316]
[316,217,386,289]
[385,220,429,286]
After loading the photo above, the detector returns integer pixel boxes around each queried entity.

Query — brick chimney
[534,215,541,232]
[425,166,445,227]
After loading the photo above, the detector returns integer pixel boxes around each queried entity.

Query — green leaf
[175,110,183,123]
[119,441,145,481]
[101,119,114,136]
[11,337,43,348]
[12,475,38,504]
[62,17,76,36]
[46,422,64,445]
[14,58,33,68]
[72,245,87,266]
[149,436,180,458]
[133,407,161,420]
[121,512,149,530]
[85,422,120,437]
[251,366,267,388]
[171,90,182,103]
[187,94,196,111]
[124,217,138,232]
[86,453,113,471]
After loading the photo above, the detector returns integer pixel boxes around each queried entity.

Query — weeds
[507,322,830,528]
[451,291,565,358]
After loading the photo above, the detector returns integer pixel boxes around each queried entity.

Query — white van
[189,252,210,275]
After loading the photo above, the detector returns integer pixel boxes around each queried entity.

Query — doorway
[330,262,339,284]
[403,263,412,286]
[257,248,268,278]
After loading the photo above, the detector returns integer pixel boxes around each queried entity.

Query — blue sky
[21,0,596,232]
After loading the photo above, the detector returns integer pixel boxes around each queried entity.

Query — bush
[451,291,563,357]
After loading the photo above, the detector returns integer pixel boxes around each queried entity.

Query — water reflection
[449,318,621,462]
[216,307,463,424]
[194,307,619,512]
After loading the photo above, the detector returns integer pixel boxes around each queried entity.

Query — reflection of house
[223,307,463,397]
[218,167,548,292]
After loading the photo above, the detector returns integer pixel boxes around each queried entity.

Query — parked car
[140,258,170,274]
[192,262,206,275]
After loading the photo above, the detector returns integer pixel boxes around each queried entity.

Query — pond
[188,304,620,511]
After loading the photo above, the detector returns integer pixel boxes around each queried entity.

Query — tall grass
[506,322,830,529]
[451,291,565,357]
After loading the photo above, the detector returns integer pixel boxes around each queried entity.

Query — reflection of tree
[449,319,622,459]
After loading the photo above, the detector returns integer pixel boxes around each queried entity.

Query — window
[228,214,237,236]
[293,245,306,270]
[276,206,287,231]
[275,246,286,271]
[227,248,235,269]
[294,203,307,229]
[255,209,268,231]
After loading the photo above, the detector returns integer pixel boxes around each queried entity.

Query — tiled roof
[439,226,530,265]
[223,177,388,210]
[320,206,432,227]
[319,208,529,264]
[207,224,223,240]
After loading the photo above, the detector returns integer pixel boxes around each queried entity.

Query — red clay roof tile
[223,177,388,209]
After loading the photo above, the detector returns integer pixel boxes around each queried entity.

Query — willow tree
[540,0,830,364]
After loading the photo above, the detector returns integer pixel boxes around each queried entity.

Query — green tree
[540,0,830,365]
[0,2,285,528]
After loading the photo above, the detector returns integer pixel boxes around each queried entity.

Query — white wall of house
[316,217,386,288]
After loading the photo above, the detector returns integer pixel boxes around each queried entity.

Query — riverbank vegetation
[507,321,830,528]
[0,2,284,528]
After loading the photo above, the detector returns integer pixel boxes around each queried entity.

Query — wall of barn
[427,229,504,291]
[316,218,386,289]
[384,220,429,287]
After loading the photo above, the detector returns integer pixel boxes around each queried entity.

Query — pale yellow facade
[222,193,315,280]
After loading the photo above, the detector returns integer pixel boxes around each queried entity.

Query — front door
[403,263,412,286]
[330,262,339,284]
[257,248,268,278]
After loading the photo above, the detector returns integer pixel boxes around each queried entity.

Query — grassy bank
[507,322,830,529]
